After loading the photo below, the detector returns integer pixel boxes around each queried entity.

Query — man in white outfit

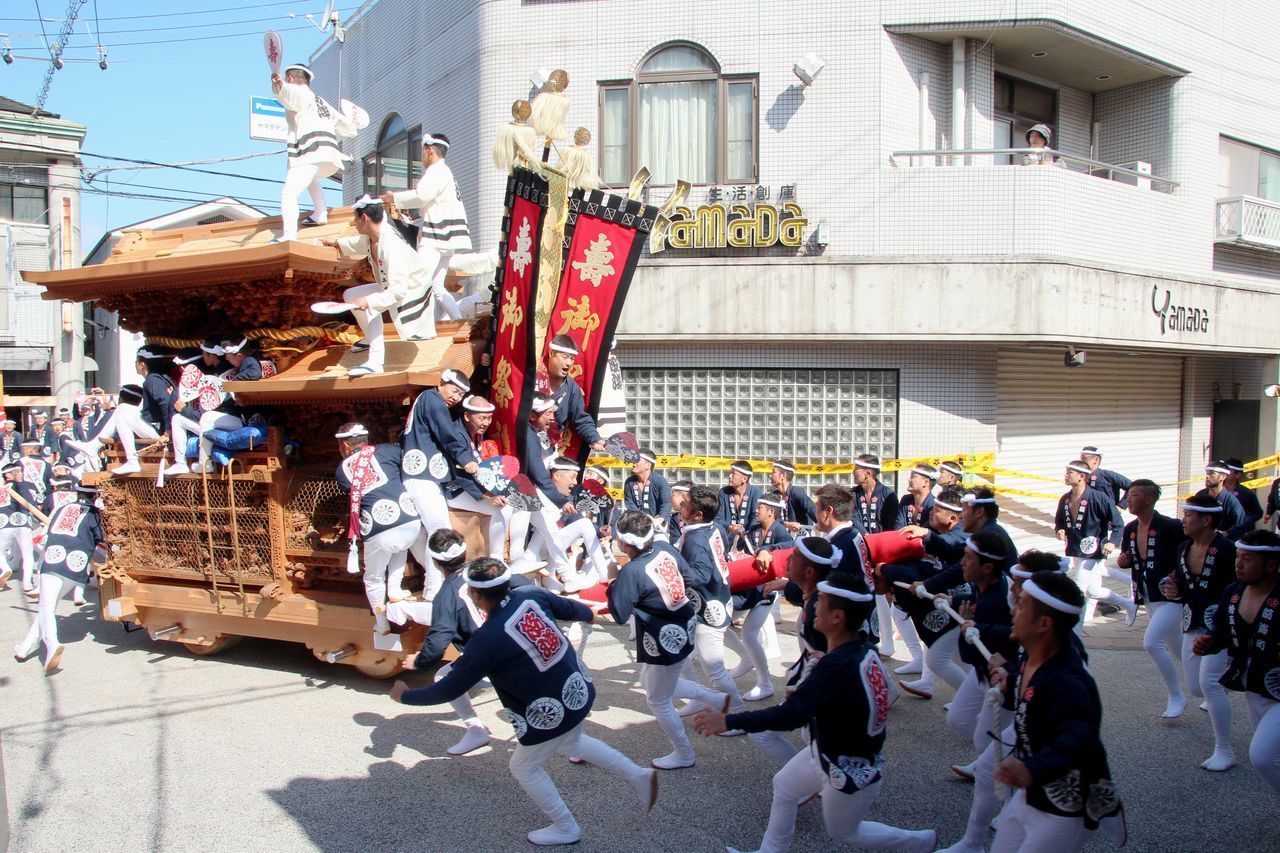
[321,196,436,377]
[273,62,356,243]
[382,133,472,321]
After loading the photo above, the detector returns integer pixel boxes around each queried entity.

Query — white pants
[1070,557,1129,622]
[280,162,335,241]
[753,743,924,853]
[343,282,392,373]
[724,602,774,690]
[404,479,452,601]
[1246,693,1280,793]
[953,723,1014,850]
[875,594,896,654]
[531,491,608,579]
[893,602,924,664]
[18,572,74,659]
[991,789,1093,852]
[95,404,160,462]
[436,661,484,728]
[362,523,419,615]
[509,720,645,828]
[1143,601,1185,704]
[416,245,458,321]
[0,526,35,590]
[171,410,242,464]
[947,669,989,744]
[1182,632,1232,754]
[640,662,694,759]
[926,627,968,691]
[446,491,511,559]
[676,621,745,713]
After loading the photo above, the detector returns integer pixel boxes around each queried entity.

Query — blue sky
[2,0,340,253]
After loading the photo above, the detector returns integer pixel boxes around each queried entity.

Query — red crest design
[51,504,84,536]
[708,529,729,582]
[861,652,891,735]
[646,553,687,610]
[505,600,568,671]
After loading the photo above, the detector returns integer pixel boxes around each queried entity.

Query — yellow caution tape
[587,452,995,477]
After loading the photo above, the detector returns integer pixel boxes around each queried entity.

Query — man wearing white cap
[0,461,41,594]
[334,422,422,634]
[623,448,671,529]
[272,62,356,242]
[986,571,1124,852]
[399,369,477,599]
[1,418,23,463]
[322,197,438,376]
[717,460,762,554]
[1193,529,1280,793]
[936,460,964,491]
[1056,459,1131,624]
[769,461,817,533]
[382,132,472,321]
[1165,494,1238,772]
[444,395,512,559]
[1199,460,1250,539]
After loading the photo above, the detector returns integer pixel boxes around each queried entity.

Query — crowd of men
[4,323,1280,849]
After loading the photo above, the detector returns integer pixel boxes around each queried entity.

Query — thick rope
[144,324,361,349]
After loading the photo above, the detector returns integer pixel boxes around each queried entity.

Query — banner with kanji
[488,168,548,461]
[546,189,659,461]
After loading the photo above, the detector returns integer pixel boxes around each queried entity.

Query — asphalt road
[2,587,1277,853]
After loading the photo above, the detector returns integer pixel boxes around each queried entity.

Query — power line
[2,0,313,22]
[5,12,304,38]
[7,22,312,49]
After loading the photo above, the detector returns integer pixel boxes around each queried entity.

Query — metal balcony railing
[1215,195,1280,252]
[889,147,1179,193]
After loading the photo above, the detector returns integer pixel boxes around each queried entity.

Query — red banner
[544,191,659,460]
[489,170,547,458]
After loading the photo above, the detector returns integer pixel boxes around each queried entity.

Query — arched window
[599,42,757,186]
[362,113,422,196]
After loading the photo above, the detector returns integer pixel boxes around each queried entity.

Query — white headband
[352,194,382,211]
[549,459,580,473]
[200,342,224,356]
[615,529,654,550]
[636,451,657,465]
[466,566,513,588]
[796,537,842,567]
[671,484,691,493]
[1236,542,1280,553]
[548,340,579,356]
[1066,463,1091,475]
[462,395,495,413]
[772,462,795,473]
[966,541,1006,563]
[759,496,785,510]
[222,338,248,355]
[440,368,470,392]
[1181,503,1223,514]
[1080,447,1103,457]
[1205,463,1230,475]
[1022,578,1083,616]
[910,466,938,479]
[428,541,467,562]
[939,462,963,476]
[138,347,165,359]
[531,397,556,414]
[423,135,450,150]
[961,493,997,506]
[816,580,874,603]
[935,499,963,513]
[1010,556,1071,580]
[283,63,312,80]
[855,458,881,470]
[584,466,608,480]
[730,463,752,477]
[335,424,369,439]
[1226,464,1244,473]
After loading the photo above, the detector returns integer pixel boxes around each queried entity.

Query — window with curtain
[365,114,423,196]
[600,43,757,187]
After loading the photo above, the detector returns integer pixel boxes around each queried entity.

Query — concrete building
[311,0,1280,516]
[0,95,86,418]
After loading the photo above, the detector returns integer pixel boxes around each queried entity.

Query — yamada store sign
[661,202,809,250]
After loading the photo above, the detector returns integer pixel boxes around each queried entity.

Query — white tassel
[530,69,571,141]
[155,444,166,488]
[347,537,361,574]
[559,127,600,191]
[494,100,539,172]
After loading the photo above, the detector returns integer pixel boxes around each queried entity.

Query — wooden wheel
[354,657,403,679]
[181,635,241,656]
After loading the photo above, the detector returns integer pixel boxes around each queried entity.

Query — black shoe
[300,216,324,227]
[1096,601,1121,616]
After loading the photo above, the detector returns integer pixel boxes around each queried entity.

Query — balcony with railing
[1215,196,1280,253]
[879,147,1200,274]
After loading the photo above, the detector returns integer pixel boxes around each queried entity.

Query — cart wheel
[354,657,403,679]
[182,635,241,656]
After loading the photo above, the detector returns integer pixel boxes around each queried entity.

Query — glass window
[599,42,757,186]
[624,367,898,492]
[1259,151,1280,202]
[364,113,421,196]
[994,73,1056,153]
[1218,137,1280,201]
[0,168,48,225]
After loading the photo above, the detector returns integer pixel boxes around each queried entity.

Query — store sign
[1151,285,1210,335]
[663,202,809,249]
[249,96,288,143]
